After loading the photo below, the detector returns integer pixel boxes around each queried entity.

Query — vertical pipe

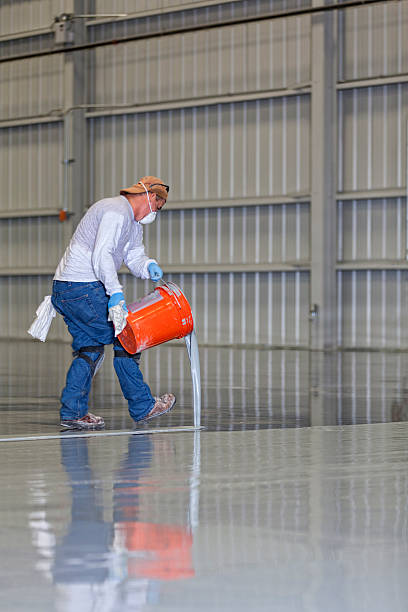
[310,5,337,349]
[406,120,408,260]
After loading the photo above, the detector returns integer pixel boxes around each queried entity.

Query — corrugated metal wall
[0,1,63,35]
[339,2,408,80]
[337,1,408,349]
[0,0,68,340]
[0,123,64,205]
[89,98,310,202]
[0,0,407,349]
[89,16,311,105]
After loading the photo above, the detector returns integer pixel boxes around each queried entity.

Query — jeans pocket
[61,294,98,325]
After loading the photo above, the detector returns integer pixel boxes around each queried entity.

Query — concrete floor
[1,339,408,611]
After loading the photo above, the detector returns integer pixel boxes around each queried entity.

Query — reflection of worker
[114,437,195,584]
[53,436,154,611]
[53,438,113,588]
[52,436,194,611]
[50,177,176,430]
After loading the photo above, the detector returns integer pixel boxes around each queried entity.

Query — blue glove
[108,292,128,311]
[148,262,163,282]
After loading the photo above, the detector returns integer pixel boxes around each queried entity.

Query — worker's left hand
[108,304,128,336]
[148,262,163,281]
[107,292,128,336]
[108,292,128,310]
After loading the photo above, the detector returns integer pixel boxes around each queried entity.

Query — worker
[49,176,176,430]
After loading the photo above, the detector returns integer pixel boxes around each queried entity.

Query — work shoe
[60,412,105,430]
[138,393,176,422]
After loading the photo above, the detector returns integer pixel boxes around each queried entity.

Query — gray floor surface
[1,339,408,611]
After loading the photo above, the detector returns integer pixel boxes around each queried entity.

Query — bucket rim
[157,280,190,310]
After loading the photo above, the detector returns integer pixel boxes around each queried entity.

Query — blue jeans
[51,280,155,422]
[53,438,113,584]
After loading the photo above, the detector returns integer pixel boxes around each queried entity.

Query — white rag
[27,295,57,342]
[107,301,129,337]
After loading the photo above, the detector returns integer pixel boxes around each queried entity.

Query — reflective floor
[1,340,408,610]
[2,339,408,435]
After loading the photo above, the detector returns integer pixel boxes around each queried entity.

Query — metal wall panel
[120,271,310,346]
[339,2,408,81]
[91,0,311,22]
[339,85,407,193]
[337,270,408,349]
[247,12,310,90]
[0,33,55,60]
[0,217,65,268]
[1,340,71,405]
[0,123,63,209]
[92,0,224,14]
[337,198,405,262]
[0,0,62,37]
[0,275,67,340]
[0,55,64,121]
[143,204,310,265]
[89,97,310,203]
[89,15,310,106]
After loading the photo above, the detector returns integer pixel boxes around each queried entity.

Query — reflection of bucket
[116,522,195,580]
[118,281,194,354]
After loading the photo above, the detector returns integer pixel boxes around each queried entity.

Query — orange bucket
[118,281,194,354]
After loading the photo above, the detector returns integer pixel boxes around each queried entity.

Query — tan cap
[120,176,169,202]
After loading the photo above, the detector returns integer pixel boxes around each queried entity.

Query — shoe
[60,412,105,430]
[137,393,176,423]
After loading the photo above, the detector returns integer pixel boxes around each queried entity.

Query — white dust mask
[139,182,157,224]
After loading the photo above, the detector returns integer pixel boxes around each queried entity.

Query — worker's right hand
[108,292,128,336]
[148,262,163,281]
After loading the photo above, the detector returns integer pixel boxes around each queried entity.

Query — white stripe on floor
[0,426,203,443]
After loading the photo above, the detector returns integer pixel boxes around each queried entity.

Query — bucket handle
[158,280,183,310]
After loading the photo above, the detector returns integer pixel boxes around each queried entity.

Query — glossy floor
[1,340,408,611]
[2,340,408,435]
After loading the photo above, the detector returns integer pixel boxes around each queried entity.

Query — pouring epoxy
[184,330,201,428]
[118,281,201,428]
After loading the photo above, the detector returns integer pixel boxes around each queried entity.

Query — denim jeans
[53,438,113,584]
[51,280,155,422]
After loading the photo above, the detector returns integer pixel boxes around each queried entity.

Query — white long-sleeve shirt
[54,196,156,295]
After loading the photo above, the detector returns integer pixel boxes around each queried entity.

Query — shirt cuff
[105,281,123,296]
